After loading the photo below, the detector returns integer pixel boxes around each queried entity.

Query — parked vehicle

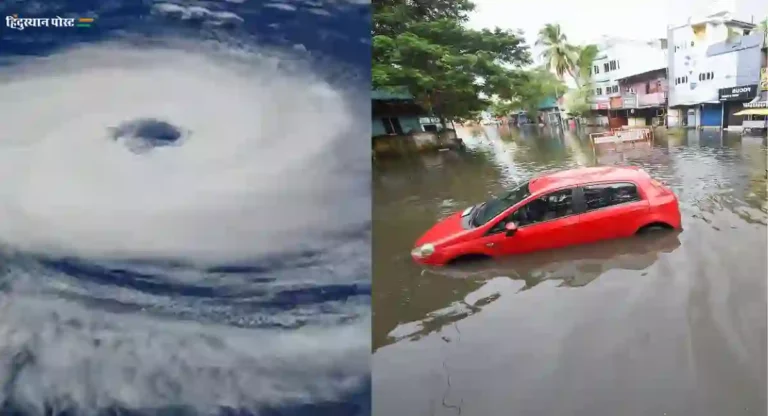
[411,166,682,266]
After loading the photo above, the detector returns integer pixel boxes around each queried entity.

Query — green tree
[757,17,768,43]
[373,0,475,36]
[373,1,531,124]
[535,23,580,85]
[489,67,565,118]
[575,44,598,83]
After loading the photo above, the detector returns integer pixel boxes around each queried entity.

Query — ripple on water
[373,126,767,416]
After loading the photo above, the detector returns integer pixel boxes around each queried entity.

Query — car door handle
[486,243,495,247]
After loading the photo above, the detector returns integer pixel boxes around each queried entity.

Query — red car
[411,166,682,266]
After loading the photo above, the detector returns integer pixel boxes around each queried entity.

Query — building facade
[588,37,668,127]
[371,89,441,136]
[666,11,763,128]
[617,68,669,126]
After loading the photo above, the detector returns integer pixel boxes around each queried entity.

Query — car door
[481,187,581,256]
[574,182,650,245]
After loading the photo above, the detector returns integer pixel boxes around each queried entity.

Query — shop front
[608,96,627,128]
[590,100,610,126]
[735,87,767,135]
[718,84,759,130]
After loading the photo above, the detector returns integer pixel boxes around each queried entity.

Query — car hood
[414,211,472,247]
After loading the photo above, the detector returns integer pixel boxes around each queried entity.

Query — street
[373,125,767,416]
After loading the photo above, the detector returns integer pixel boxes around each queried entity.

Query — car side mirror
[504,222,518,237]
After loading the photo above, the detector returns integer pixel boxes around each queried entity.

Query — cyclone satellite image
[0,0,371,415]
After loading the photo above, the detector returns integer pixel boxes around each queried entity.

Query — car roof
[528,166,648,194]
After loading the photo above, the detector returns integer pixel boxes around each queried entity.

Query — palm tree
[535,24,580,85]
[575,44,598,83]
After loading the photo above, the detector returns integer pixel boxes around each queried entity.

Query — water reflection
[373,125,767,416]
[388,231,682,344]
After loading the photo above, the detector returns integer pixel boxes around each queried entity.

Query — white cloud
[0,40,370,265]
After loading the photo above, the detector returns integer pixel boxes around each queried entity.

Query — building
[617,68,669,126]
[371,89,442,137]
[588,37,668,128]
[666,11,763,128]
[738,42,768,134]
[537,96,562,125]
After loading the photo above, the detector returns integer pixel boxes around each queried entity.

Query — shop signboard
[621,94,637,108]
[743,100,767,108]
[718,84,757,101]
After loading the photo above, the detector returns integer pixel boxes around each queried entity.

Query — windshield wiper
[469,202,485,227]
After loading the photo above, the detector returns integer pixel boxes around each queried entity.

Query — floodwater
[372,124,767,416]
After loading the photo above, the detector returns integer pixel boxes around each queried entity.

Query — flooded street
[372,125,767,415]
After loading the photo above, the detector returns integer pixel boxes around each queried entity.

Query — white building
[588,37,668,125]
[667,8,763,128]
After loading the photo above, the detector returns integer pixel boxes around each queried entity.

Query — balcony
[638,92,666,107]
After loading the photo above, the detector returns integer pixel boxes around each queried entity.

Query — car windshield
[470,181,531,227]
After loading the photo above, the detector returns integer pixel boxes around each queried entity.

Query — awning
[733,108,768,116]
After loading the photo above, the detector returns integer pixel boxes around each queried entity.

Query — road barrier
[589,127,654,161]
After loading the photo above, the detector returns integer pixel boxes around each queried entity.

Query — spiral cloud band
[0,39,370,414]
[0,41,370,264]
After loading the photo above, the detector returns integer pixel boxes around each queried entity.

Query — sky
[467,0,768,63]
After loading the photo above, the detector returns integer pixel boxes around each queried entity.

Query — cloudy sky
[467,0,768,60]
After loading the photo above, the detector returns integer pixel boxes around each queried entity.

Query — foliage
[758,18,768,43]
[373,0,532,122]
[563,84,593,117]
[574,44,598,83]
[758,17,767,33]
[535,23,580,84]
[373,0,475,36]
[489,67,565,117]
[560,43,598,117]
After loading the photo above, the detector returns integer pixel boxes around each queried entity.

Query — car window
[489,188,574,233]
[471,181,531,227]
[583,182,641,211]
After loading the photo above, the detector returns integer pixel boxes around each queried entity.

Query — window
[645,82,651,94]
[604,63,610,72]
[613,85,619,93]
[690,41,695,47]
[507,188,575,227]
[382,117,403,135]
[593,65,600,74]
[596,87,603,95]
[610,60,617,70]
[617,60,620,69]
[472,182,531,227]
[583,183,641,211]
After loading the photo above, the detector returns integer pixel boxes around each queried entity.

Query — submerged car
[411,166,682,266]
